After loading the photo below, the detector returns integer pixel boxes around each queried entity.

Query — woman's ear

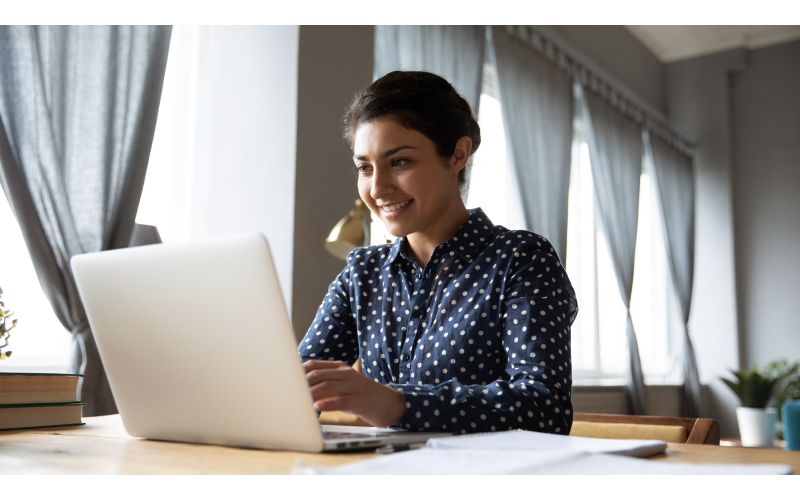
[450,136,473,174]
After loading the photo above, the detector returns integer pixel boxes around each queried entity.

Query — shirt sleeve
[298,252,360,365]
[390,242,577,435]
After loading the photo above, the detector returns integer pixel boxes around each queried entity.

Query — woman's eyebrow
[353,145,417,161]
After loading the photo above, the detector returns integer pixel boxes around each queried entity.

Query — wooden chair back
[572,413,720,445]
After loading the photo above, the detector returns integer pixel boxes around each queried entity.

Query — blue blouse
[299,208,578,435]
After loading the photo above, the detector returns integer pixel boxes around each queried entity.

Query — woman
[299,71,578,435]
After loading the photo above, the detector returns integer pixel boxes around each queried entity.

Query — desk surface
[3,415,800,474]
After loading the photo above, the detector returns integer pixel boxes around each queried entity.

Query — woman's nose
[370,166,393,200]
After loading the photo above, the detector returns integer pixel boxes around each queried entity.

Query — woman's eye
[357,164,372,174]
[391,158,409,167]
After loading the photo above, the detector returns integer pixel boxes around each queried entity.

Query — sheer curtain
[374,25,486,198]
[580,86,647,415]
[647,131,702,416]
[0,26,171,415]
[491,26,574,258]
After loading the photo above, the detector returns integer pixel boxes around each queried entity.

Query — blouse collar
[384,208,495,268]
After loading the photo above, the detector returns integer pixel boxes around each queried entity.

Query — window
[0,194,72,373]
[466,63,526,230]
[135,25,201,243]
[566,123,627,383]
[566,115,683,385]
[631,147,682,384]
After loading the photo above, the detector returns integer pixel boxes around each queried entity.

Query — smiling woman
[298,71,578,435]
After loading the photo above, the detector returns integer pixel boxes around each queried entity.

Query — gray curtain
[0,26,171,416]
[374,25,486,199]
[491,26,574,258]
[647,132,702,417]
[374,25,485,110]
[580,86,647,415]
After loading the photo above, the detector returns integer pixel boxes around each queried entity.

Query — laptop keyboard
[322,430,389,440]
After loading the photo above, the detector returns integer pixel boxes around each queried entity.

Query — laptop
[71,232,450,453]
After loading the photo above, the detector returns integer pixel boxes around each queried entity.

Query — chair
[571,413,720,445]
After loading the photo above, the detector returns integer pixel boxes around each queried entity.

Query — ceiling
[625,26,800,62]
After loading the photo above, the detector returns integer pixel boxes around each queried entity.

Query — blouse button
[415,273,421,280]
[401,354,411,361]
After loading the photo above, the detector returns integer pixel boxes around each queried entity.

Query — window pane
[631,161,683,384]
[0,192,72,372]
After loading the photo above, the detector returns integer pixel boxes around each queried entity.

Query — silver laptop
[71,232,449,453]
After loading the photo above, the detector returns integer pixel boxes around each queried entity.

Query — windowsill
[0,355,72,374]
[573,377,626,387]
[573,377,684,388]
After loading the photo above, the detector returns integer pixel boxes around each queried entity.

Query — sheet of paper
[292,448,792,475]
[427,429,667,458]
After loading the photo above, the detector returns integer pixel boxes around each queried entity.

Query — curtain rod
[503,25,695,157]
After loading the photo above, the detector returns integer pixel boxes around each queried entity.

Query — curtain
[374,25,485,111]
[581,87,647,415]
[374,26,486,199]
[647,132,702,417]
[491,26,574,259]
[0,26,171,416]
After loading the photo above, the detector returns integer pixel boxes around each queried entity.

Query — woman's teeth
[382,200,411,213]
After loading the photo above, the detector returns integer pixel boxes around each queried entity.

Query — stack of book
[0,373,86,430]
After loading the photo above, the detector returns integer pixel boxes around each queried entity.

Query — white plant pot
[736,407,777,448]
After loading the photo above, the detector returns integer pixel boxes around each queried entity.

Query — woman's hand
[303,360,406,428]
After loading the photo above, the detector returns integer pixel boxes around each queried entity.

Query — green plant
[721,362,798,409]
[0,285,18,360]
[764,359,800,440]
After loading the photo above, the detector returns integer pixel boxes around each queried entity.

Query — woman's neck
[404,198,470,269]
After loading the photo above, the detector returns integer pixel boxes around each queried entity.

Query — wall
[731,40,800,367]
[291,26,375,341]
[191,26,300,313]
[666,49,746,438]
[537,26,667,116]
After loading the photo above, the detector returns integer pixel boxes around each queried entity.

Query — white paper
[427,429,667,458]
[292,448,792,475]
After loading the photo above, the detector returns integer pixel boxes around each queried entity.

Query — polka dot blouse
[299,208,578,435]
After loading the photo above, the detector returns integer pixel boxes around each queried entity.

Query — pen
[375,442,426,454]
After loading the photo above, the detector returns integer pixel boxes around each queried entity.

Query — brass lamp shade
[325,199,371,260]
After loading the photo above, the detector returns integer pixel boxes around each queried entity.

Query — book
[0,373,82,405]
[0,402,86,431]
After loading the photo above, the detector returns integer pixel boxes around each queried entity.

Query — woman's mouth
[381,199,413,219]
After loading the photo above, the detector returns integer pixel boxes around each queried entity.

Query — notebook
[426,429,668,458]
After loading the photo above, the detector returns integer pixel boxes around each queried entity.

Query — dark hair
[343,71,481,198]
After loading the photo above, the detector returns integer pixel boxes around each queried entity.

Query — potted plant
[764,360,800,440]
[722,363,798,447]
[0,285,18,360]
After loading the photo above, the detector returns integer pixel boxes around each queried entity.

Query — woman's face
[353,119,464,238]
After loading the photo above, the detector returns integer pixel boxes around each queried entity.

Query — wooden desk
[2,415,800,474]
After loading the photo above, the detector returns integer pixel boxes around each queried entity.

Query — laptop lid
[72,233,325,453]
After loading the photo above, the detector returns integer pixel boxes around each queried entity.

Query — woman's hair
[343,71,481,198]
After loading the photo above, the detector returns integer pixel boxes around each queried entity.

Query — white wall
[191,26,299,313]
[731,40,800,367]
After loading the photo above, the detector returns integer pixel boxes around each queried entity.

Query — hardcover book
[0,373,82,405]
[0,402,86,431]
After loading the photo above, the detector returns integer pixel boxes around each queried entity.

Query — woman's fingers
[302,359,348,374]
[309,379,350,402]
[306,366,350,387]
[313,395,354,413]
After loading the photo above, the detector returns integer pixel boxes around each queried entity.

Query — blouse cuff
[390,384,448,432]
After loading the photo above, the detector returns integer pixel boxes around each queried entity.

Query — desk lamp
[325,199,371,260]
